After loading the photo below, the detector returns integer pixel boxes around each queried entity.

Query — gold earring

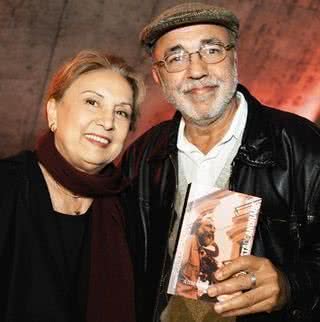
[50,123,57,132]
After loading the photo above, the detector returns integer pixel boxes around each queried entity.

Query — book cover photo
[167,184,262,302]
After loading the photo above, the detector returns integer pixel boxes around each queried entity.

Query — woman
[0,50,144,322]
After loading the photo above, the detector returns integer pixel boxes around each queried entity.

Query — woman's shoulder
[0,150,35,184]
[0,151,37,250]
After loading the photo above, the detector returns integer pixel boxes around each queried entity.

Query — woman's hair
[46,49,145,130]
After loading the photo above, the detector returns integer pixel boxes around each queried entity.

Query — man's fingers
[208,255,288,315]
[214,287,271,314]
[208,272,259,298]
[218,297,277,317]
[215,256,262,281]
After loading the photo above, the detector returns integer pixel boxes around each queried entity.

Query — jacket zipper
[229,160,236,190]
[152,153,179,322]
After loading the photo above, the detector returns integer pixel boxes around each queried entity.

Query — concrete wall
[0,0,319,157]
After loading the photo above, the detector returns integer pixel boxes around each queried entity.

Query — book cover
[167,183,261,301]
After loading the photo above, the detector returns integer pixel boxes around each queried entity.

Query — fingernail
[215,271,222,280]
[207,286,217,297]
[215,303,222,313]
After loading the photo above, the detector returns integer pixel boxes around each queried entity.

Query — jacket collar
[236,84,276,167]
[148,84,276,167]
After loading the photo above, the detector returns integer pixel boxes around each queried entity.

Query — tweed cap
[140,2,240,54]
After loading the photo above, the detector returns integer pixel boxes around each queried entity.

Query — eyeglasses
[154,42,235,73]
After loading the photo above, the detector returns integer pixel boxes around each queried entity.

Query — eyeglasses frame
[153,42,235,73]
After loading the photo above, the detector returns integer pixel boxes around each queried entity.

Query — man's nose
[187,52,209,80]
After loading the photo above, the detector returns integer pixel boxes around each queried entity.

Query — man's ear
[46,98,58,129]
[152,66,161,85]
[233,51,238,65]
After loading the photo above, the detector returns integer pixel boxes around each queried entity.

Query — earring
[50,123,57,132]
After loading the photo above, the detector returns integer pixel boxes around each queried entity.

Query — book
[167,183,261,301]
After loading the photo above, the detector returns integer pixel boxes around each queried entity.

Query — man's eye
[206,46,222,55]
[167,54,184,64]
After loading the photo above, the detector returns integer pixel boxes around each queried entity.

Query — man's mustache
[181,79,221,93]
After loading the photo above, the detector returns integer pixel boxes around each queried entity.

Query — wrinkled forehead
[201,215,214,225]
[152,24,230,58]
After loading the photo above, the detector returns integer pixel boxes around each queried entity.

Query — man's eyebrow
[80,90,104,98]
[162,38,225,57]
[163,45,184,57]
[200,38,224,46]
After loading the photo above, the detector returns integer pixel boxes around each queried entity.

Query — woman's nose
[96,109,114,130]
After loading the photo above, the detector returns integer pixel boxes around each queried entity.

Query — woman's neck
[39,163,93,216]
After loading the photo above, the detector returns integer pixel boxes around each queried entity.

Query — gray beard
[163,67,238,127]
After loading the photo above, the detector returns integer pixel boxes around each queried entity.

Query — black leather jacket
[122,85,320,322]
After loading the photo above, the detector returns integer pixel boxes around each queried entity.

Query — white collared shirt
[168,92,248,259]
[177,91,248,188]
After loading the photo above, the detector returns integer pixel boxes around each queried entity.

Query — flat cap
[140,2,240,54]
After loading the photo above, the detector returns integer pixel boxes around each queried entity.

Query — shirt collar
[177,91,248,154]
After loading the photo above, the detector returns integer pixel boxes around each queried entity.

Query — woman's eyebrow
[117,102,133,108]
[80,90,104,98]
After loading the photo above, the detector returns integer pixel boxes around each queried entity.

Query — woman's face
[47,69,133,174]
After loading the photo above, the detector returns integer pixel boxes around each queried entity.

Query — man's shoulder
[131,118,177,147]
[240,84,320,141]
[121,118,178,175]
[246,102,320,167]
[259,105,320,140]
[124,117,178,158]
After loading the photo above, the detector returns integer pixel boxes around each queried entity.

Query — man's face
[152,24,238,127]
[197,219,215,246]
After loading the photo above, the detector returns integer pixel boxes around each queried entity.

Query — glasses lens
[201,44,226,64]
[165,52,188,72]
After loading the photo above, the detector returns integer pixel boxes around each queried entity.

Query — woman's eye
[85,98,98,107]
[116,110,129,119]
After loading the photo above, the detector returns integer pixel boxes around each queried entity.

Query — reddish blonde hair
[46,50,145,130]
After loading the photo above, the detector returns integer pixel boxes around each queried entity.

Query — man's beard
[162,64,238,126]
[198,231,214,247]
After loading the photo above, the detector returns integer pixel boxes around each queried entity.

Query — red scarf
[36,132,135,322]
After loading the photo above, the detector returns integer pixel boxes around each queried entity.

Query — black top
[0,152,92,322]
[54,210,91,322]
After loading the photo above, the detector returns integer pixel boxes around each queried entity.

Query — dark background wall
[0,0,319,158]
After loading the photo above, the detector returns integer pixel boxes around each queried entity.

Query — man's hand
[207,255,289,317]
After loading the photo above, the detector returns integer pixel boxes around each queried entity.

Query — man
[176,215,219,300]
[122,2,320,322]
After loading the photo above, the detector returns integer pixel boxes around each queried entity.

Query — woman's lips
[85,133,111,147]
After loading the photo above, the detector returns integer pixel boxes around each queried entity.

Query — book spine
[240,199,261,256]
